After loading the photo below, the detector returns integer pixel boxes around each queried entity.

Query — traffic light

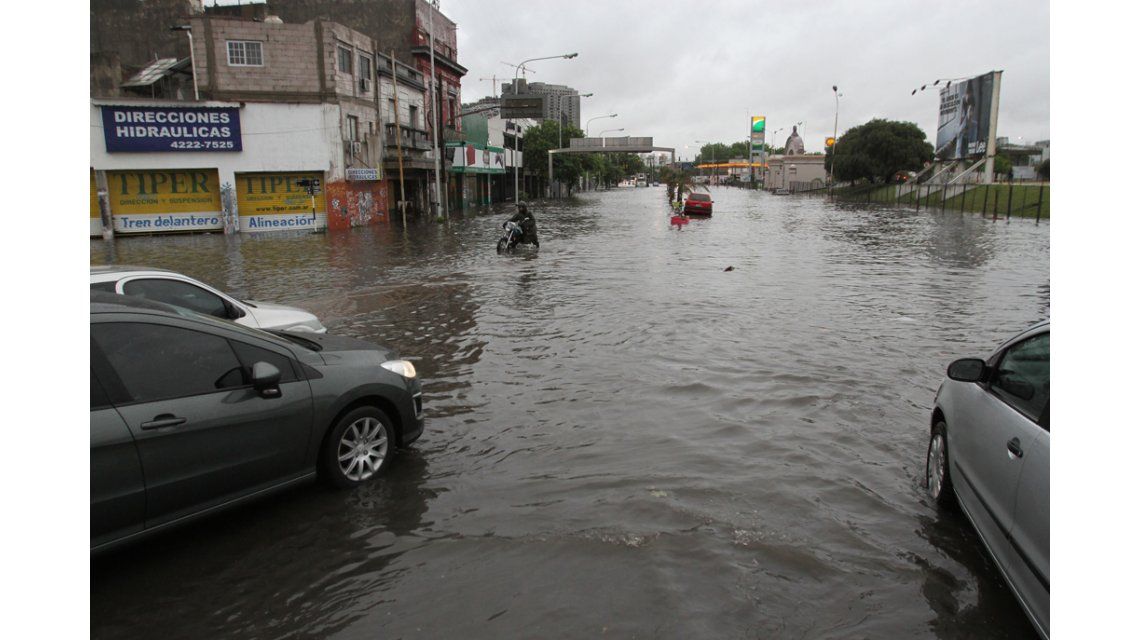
[751,116,766,133]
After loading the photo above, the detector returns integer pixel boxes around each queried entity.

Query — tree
[993,153,1013,179]
[825,118,934,184]
[1036,158,1049,181]
[522,120,591,194]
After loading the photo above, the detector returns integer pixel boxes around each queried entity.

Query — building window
[338,46,353,74]
[346,115,359,141]
[389,99,397,124]
[409,105,419,129]
[359,55,372,81]
[226,41,263,67]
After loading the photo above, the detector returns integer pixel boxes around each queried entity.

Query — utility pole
[390,52,408,227]
[428,0,448,225]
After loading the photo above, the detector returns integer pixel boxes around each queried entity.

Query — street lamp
[169,25,199,100]
[558,92,592,149]
[511,52,578,202]
[599,127,624,146]
[830,86,842,192]
[585,113,617,136]
[694,140,710,182]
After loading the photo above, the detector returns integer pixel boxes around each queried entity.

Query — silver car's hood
[245,299,326,332]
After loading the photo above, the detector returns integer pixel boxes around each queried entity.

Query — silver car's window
[123,279,228,319]
[92,323,246,404]
[991,332,1049,422]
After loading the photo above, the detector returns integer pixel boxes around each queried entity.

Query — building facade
[91,13,398,235]
[91,0,470,234]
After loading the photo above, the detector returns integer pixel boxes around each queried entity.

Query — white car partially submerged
[90,265,327,333]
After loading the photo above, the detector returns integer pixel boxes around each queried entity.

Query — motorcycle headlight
[381,360,417,379]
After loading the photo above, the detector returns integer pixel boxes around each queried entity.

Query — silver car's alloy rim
[338,417,388,481]
[928,434,946,498]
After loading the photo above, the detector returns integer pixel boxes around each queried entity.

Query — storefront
[446,142,506,209]
[91,100,388,235]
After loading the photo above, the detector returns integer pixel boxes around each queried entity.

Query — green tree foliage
[1036,158,1049,181]
[698,141,754,163]
[522,120,590,193]
[521,122,649,192]
[825,119,933,183]
[994,154,1013,178]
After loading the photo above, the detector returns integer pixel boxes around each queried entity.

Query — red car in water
[683,192,713,216]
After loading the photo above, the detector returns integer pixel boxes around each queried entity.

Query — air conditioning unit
[359,78,370,93]
[351,141,362,156]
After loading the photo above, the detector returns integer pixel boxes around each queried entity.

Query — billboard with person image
[935,71,1002,161]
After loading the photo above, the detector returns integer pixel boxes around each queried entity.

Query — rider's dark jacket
[507,210,539,245]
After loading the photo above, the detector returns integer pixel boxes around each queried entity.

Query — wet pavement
[90,186,1049,639]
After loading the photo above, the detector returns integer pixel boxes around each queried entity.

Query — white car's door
[119,276,257,328]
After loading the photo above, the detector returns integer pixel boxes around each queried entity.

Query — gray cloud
[451,0,1049,156]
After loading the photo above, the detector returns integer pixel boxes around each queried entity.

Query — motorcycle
[496,220,523,253]
[496,220,539,253]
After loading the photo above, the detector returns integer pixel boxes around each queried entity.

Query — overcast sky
[448,0,1050,158]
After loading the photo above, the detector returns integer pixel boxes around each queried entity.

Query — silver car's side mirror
[947,358,987,382]
[251,361,282,397]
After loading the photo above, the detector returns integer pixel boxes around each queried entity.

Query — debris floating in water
[724,266,734,272]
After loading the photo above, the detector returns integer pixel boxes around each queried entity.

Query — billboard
[236,172,325,232]
[500,94,546,119]
[448,143,507,173]
[107,169,223,233]
[101,105,242,152]
[935,72,1000,161]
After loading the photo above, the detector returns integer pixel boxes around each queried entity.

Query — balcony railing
[384,123,431,151]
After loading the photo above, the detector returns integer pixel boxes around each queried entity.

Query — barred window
[226,41,263,67]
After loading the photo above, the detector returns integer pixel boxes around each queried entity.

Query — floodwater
[90,187,1049,639]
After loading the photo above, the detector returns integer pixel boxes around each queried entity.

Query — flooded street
[90,187,1048,639]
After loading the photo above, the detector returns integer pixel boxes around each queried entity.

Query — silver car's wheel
[322,407,395,488]
[926,421,955,508]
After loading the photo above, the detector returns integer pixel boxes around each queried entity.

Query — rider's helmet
[517,203,529,215]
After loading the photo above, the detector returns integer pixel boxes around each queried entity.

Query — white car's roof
[90,265,180,281]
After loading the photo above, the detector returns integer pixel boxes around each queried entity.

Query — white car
[90,265,327,333]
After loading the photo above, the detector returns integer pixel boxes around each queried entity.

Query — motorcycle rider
[503,203,539,248]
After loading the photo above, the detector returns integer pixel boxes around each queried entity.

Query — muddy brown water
[91,187,1048,639]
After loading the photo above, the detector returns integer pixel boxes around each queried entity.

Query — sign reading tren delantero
[101,105,242,152]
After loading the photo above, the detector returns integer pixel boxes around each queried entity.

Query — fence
[839,182,1049,221]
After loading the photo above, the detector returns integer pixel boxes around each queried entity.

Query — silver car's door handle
[1006,437,1024,459]
[140,415,187,430]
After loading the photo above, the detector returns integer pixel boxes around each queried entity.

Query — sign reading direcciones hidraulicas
[101,105,242,152]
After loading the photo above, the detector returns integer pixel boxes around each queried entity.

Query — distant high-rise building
[500,80,582,128]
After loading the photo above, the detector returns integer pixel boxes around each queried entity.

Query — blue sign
[101,105,242,152]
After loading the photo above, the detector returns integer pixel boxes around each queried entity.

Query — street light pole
[512,52,578,202]
[554,92,590,198]
[558,92,592,149]
[583,113,616,191]
[169,25,198,100]
[830,86,841,193]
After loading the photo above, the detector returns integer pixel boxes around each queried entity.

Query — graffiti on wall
[324,180,389,231]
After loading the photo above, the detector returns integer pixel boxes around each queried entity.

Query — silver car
[926,320,1049,638]
[91,265,326,333]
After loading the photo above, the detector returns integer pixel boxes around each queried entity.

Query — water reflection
[915,512,1039,639]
